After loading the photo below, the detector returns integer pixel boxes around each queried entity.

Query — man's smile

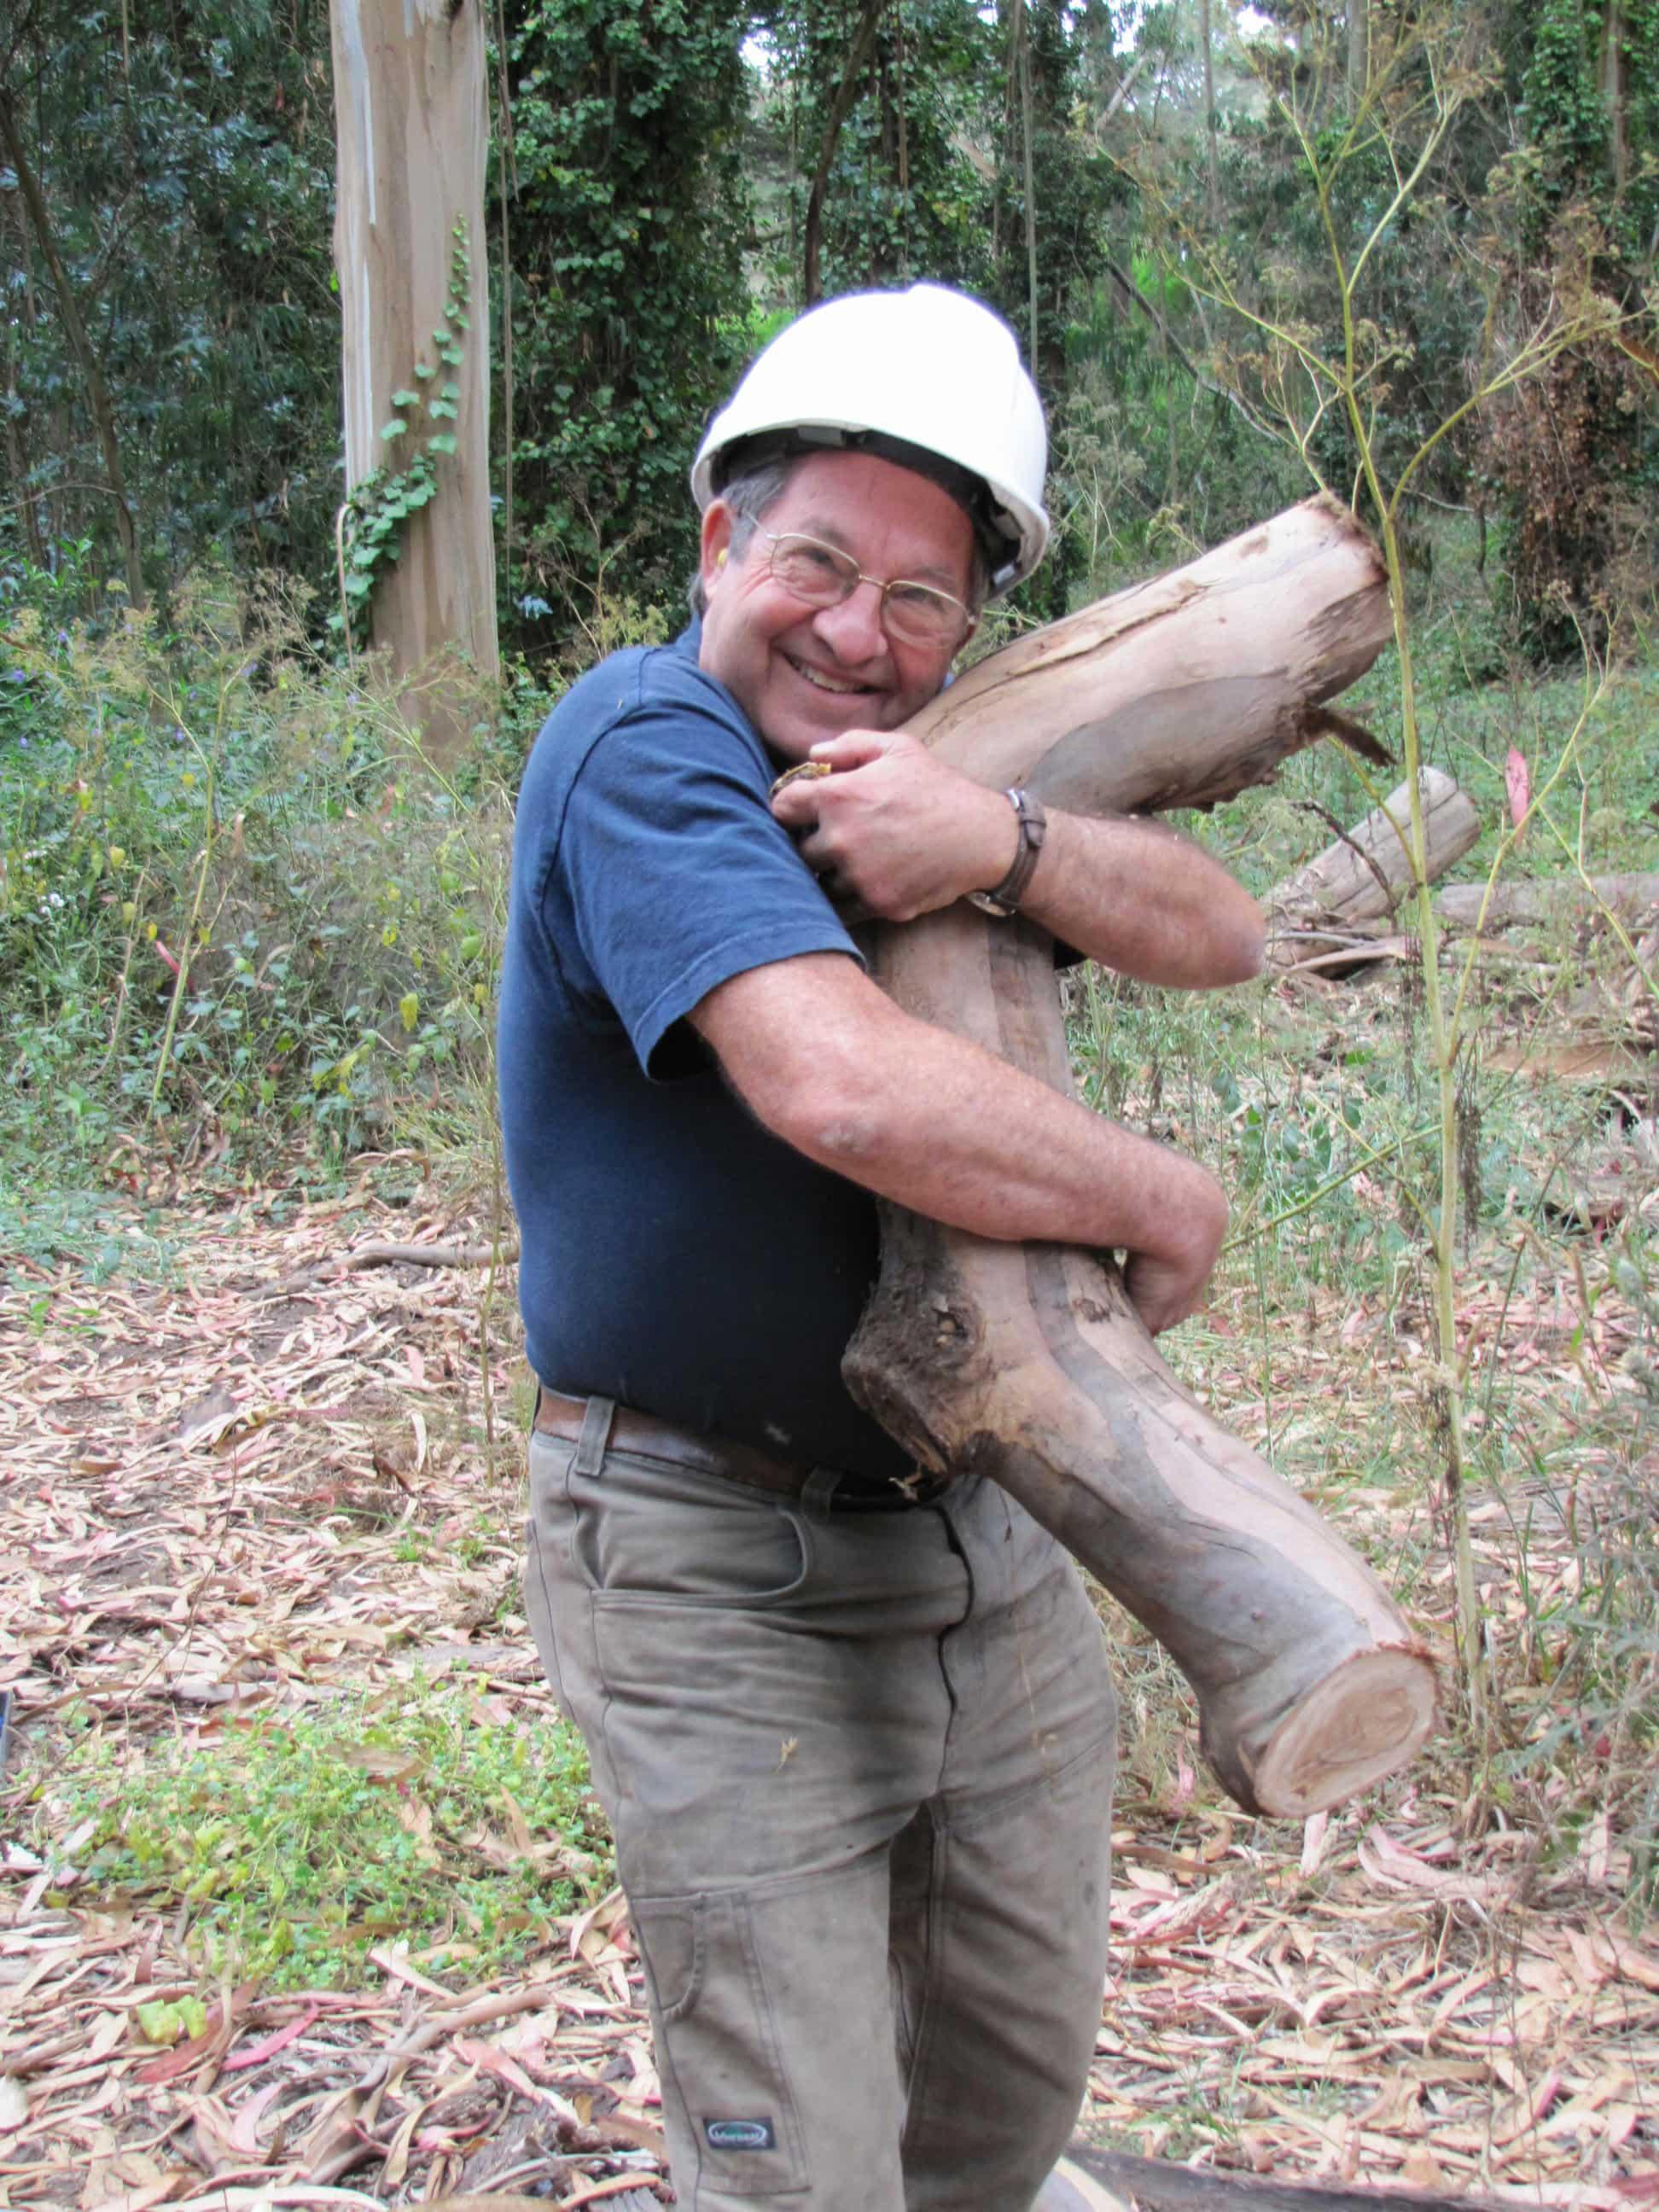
[696,450,974,759]
[784,651,876,696]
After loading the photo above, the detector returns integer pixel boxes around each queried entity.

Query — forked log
[845,497,1439,1818]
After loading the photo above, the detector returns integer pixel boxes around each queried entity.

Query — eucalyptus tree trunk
[847,498,1439,1819]
[1602,0,1629,192]
[330,0,498,756]
[1269,769,1481,938]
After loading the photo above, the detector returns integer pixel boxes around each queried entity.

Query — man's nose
[812,579,888,662]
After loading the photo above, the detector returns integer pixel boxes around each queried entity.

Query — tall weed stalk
[1122,9,1639,1726]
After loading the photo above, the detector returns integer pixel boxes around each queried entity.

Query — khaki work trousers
[523,1404,1116,2212]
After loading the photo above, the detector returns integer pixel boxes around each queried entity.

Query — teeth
[789,656,864,696]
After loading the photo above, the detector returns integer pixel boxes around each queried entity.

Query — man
[499,283,1264,2212]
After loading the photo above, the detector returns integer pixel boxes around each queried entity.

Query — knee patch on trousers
[632,1889,812,2199]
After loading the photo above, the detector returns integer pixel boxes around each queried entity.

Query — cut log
[1486,1037,1654,1088]
[1435,870,1659,930]
[1267,767,1480,971]
[1068,2147,1509,2212]
[907,500,1394,809]
[846,496,1438,1819]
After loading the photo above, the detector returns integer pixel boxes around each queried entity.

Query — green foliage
[754,0,1001,304]
[1511,0,1659,254]
[33,1679,606,1990]
[0,0,339,609]
[335,225,474,651]
[0,563,526,1165]
[1054,15,1505,597]
[1052,272,1306,600]
[1478,0,1659,654]
[499,0,753,646]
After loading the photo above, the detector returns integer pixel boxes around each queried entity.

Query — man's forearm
[1016,806,1266,988]
[771,731,1266,987]
[693,952,1226,1329]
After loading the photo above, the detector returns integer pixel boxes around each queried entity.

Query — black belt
[533,1388,951,1512]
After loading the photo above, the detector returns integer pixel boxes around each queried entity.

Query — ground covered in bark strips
[1,1165,1656,2209]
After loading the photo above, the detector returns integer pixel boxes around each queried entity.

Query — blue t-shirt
[498,620,912,1479]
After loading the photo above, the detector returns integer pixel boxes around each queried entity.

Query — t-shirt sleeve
[556,703,863,1079]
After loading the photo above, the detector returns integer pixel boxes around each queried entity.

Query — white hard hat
[691,283,1050,595]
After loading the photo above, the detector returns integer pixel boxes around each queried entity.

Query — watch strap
[968,788,1048,917]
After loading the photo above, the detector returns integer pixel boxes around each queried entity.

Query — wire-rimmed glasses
[752,527,975,650]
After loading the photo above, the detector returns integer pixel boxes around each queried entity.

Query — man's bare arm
[690,951,1227,1335]
[770,729,1265,987]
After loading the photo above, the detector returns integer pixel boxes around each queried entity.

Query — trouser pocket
[523,1430,576,1717]
[632,1889,812,2200]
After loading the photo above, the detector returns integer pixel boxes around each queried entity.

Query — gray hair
[686,453,991,620]
[686,459,795,617]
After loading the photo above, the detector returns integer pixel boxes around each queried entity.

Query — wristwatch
[967,788,1048,917]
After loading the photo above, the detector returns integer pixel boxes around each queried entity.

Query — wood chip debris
[2,1172,1654,2205]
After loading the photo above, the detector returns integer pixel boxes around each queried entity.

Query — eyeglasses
[753,528,975,650]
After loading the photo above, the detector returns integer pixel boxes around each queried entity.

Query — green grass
[0,1175,193,1295]
[28,1679,608,1992]
[1062,568,1658,1877]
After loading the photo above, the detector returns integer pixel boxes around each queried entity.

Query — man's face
[696,451,976,764]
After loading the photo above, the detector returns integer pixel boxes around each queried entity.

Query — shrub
[1,565,535,1166]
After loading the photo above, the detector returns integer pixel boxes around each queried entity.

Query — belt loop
[800,1467,843,1521]
[573,1394,615,1480]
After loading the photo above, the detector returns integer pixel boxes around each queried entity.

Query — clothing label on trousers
[704,2117,777,2151]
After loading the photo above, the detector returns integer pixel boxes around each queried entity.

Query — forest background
[3,0,1656,1161]
[1,0,1658,2200]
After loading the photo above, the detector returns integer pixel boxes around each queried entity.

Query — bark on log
[1069,2147,1508,2212]
[845,496,1438,1818]
[1435,870,1659,930]
[1267,768,1480,971]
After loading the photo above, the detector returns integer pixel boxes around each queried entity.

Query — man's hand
[1121,1190,1228,1336]
[770,731,1016,922]
[772,729,1266,988]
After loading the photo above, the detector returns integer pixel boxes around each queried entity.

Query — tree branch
[1104,259,1287,443]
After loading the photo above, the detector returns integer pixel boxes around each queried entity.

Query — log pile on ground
[1266,768,1480,977]
[1476,874,1658,1096]
[1435,871,1659,931]
[1265,787,1656,1105]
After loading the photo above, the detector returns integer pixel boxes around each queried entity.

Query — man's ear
[700,503,735,592]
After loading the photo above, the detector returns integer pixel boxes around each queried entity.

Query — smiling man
[696,449,977,757]
[499,285,1265,2212]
